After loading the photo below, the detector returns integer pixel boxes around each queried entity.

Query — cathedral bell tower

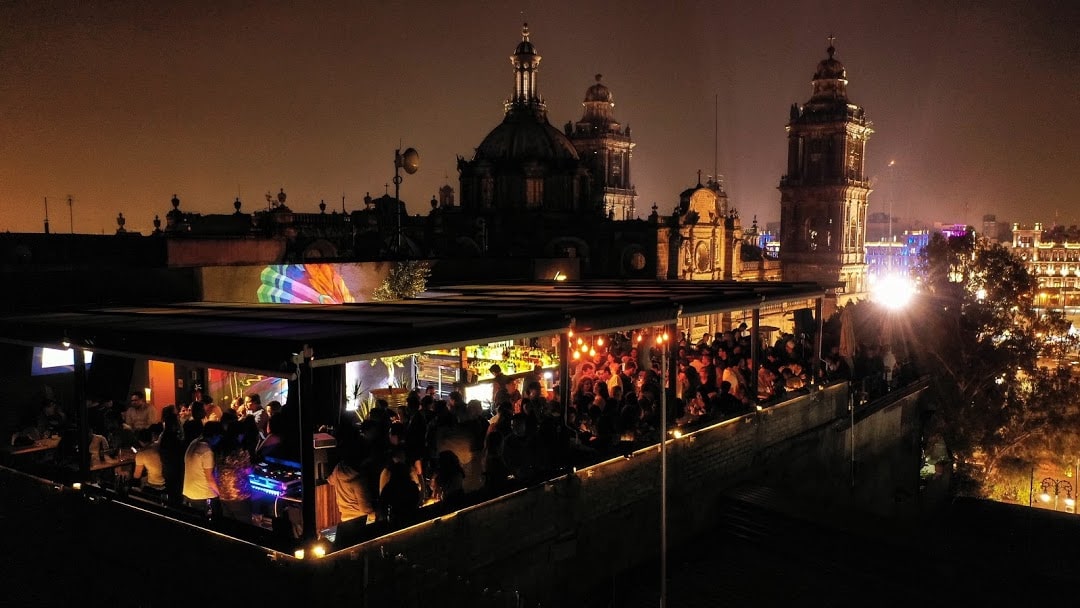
[567,75,637,220]
[779,39,872,305]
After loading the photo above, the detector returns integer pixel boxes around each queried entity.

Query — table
[1,437,61,469]
[2,436,61,457]
[90,450,136,472]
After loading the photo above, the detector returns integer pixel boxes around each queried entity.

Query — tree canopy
[912,231,1078,492]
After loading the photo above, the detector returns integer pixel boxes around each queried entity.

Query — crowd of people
[325,327,848,530]
[37,389,288,526]
[7,323,910,540]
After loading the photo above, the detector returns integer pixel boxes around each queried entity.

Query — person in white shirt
[182,421,223,512]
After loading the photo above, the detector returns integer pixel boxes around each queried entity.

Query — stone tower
[779,39,872,305]
[567,75,637,220]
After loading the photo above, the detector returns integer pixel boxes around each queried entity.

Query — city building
[865,229,930,284]
[778,40,872,309]
[1010,222,1080,316]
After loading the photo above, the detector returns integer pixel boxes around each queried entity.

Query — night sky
[2,1,1077,236]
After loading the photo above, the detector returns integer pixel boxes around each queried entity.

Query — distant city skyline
[1,1,1077,235]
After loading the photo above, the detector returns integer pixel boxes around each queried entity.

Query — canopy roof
[0,280,824,377]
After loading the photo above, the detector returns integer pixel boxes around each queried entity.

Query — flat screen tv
[31,347,94,376]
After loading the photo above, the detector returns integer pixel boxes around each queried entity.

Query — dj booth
[247,433,340,534]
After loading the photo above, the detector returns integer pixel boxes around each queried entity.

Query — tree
[912,231,1077,494]
[370,260,431,302]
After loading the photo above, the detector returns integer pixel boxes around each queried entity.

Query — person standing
[213,422,253,524]
[488,364,510,404]
[183,421,223,516]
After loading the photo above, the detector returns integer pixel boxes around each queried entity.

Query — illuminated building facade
[778,41,872,307]
[1011,222,1080,315]
[865,229,929,285]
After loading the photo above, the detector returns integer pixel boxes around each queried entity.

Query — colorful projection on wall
[207,368,288,409]
[200,261,393,304]
[257,264,357,304]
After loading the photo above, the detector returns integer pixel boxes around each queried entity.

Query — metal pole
[814,296,824,381]
[560,326,572,432]
[849,388,856,489]
[73,347,89,478]
[1029,467,1034,507]
[659,329,668,608]
[297,349,318,543]
[660,309,679,608]
[750,307,760,401]
[393,150,403,255]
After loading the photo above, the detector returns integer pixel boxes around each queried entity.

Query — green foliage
[983,458,1032,505]
[913,232,1079,496]
[370,260,431,302]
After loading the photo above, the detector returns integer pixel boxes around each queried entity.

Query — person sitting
[54,423,114,469]
[124,392,157,432]
[132,424,166,492]
[36,398,67,438]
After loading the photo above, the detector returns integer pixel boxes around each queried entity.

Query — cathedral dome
[515,37,536,55]
[814,45,847,81]
[584,74,613,103]
[809,40,850,103]
[476,111,580,162]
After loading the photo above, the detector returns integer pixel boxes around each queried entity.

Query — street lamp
[391,147,420,255]
[1039,477,1075,513]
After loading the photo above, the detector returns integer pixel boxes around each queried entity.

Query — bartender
[489,363,510,402]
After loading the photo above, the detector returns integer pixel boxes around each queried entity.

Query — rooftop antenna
[66,194,74,234]
[342,192,346,213]
[713,93,718,186]
[44,196,50,234]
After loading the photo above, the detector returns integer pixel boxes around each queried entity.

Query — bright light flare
[872,273,915,310]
